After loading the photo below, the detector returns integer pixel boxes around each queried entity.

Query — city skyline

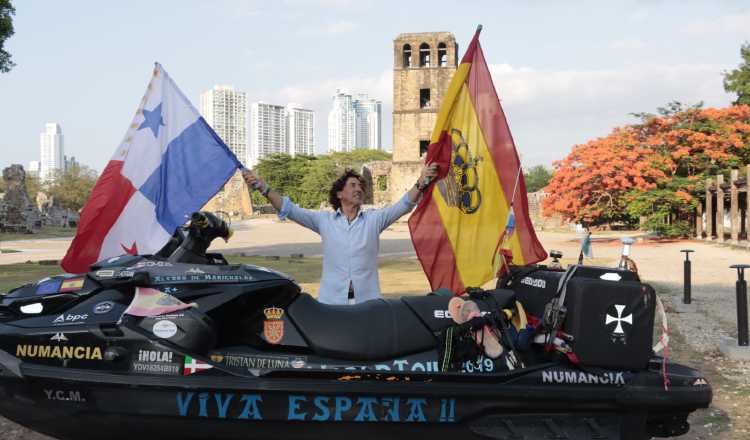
[0,1,744,173]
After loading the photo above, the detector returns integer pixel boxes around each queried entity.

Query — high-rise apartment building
[200,85,248,166]
[353,94,382,150]
[39,123,64,182]
[286,104,315,157]
[328,90,382,152]
[327,90,356,152]
[27,161,40,178]
[250,102,288,166]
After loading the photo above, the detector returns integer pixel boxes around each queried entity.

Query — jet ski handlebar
[157,211,232,264]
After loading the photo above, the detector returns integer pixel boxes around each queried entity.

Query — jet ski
[0,212,711,440]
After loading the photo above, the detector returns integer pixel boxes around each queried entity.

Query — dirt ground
[2,220,750,439]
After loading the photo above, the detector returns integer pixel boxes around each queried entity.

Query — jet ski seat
[286,289,517,362]
[287,294,438,361]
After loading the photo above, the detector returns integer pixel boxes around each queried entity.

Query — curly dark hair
[328,169,367,211]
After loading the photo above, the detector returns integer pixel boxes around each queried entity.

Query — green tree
[0,0,15,73]
[724,42,750,106]
[298,157,338,208]
[253,154,311,204]
[24,174,41,202]
[46,164,98,211]
[524,165,552,192]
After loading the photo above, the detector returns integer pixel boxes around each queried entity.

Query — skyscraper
[250,102,289,166]
[327,90,355,152]
[286,104,315,157]
[200,85,248,166]
[27,161,40,178]
[353,94,382,150]
[39,122,64,182]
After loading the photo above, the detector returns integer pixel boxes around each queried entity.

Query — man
[243,164,438,305]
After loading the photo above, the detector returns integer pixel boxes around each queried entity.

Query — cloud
[682,12,750,34]
[277,69,391,105]
[324,20,357,34]
[608,38,645,50]
[257,70,392,152]
[486,62,734,166]
[488,62,730,112]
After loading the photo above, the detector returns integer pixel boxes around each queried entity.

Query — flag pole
[508,165,522,209]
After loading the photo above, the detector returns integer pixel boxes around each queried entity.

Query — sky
[1,0,749,173]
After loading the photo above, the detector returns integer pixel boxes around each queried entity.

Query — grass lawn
[0,263,65,294]
[226,255,431,297]
[0,226,75,242]
[0,249,20,254]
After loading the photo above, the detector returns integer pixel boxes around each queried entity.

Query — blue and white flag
[581,232,593,259]
[62,63,242,273]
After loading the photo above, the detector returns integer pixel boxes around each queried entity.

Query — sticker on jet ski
[175,392,457,423]
[541,369,628,386]
[59,276,85,293]
[210,353,305,370]
[183,356,213,375]
[16,344,104,361]
[263,307,285,344]
[520,277,546,289]
[130,348,181,376]
[605,303,633,344]
[151,274,256,283]
[44,389,87,403]
[51,313,89,326]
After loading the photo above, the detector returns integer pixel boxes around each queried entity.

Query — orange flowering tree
[543,104,750,234]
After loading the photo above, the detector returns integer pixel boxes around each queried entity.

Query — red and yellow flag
[408,27,547,294]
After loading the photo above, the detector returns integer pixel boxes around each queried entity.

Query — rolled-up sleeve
[376,192,417,232]
[278,197,321,233]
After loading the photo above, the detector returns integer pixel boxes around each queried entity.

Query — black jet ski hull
[0,360,711,440]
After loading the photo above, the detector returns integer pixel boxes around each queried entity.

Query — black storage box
[510,265,642,319]
[563,277,655,370]
[508,265,655,370]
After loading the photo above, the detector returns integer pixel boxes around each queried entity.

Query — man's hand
[408,162,440,204]
[242,169,263,190]
[419,162,439,183]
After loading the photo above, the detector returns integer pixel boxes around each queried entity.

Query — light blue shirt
[278,193,417,305]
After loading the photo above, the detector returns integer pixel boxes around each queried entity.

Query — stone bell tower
[389,32,457,202]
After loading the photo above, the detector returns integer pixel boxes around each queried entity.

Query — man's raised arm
[242,169,321,233]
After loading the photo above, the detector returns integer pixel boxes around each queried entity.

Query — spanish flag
[408,27,547,293]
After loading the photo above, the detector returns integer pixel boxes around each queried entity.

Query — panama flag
[408,27,547,294]
[61,64,242,274]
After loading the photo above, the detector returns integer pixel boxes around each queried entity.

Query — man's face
[337,176,364,208]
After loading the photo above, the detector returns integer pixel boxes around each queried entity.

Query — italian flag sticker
[183,356,213,376]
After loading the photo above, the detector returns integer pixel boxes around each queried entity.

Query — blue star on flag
[138,103,165,138]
